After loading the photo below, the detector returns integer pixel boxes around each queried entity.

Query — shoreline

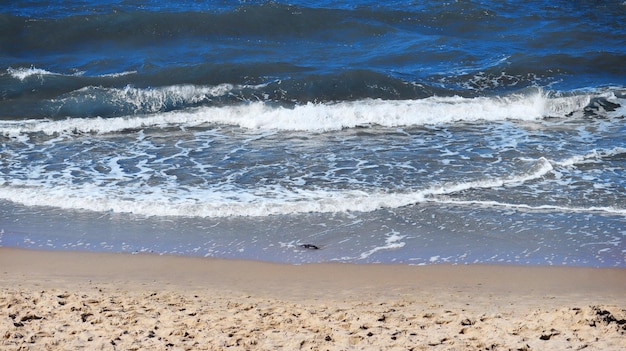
[2,247,625,350]
[2,247,626,298]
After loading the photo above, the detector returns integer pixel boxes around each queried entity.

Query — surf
[2,88,621,137]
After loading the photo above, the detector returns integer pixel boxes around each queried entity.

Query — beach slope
[1,248,625,350]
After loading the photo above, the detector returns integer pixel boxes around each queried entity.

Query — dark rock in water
[299,244,320,250]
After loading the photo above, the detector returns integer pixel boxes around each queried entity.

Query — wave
[436,52,626,92]
[2,88,620,136]
[2,1,624,109]
[555,147,626,168]
[6,67,76,81]
[3,0,625,115]
[436,199,626,216]
[0,67,438,119]
[6,67,137,81]
[0,157,553,217]
[46,82,267,117]
[4,62,624,123]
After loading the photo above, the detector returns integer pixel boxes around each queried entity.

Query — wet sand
[1,248,625,350]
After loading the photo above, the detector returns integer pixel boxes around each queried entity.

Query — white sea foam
[7,67,85,80]
[7,67,140,80]
[7,67,58,80]
[0,90,597,137]
[188,91,593,131]
[99,71,137,78]
[436,199,626,216]
[556,147,626,168]
[103,83,240,113]
[358,230,406,260]
[0,158,554,217]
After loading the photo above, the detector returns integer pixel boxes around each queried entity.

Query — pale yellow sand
[1,248,625,350]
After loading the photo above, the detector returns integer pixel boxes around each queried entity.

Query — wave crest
[2,89,617,136]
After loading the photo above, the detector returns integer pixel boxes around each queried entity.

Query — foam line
[0,158,554,217]
[0,90,599,137]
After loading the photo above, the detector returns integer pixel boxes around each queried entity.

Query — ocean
[1,0,625,266]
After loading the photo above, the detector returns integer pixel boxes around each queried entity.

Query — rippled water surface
[1,0,625,266]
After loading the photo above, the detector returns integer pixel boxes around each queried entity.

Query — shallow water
[1,1,625,266]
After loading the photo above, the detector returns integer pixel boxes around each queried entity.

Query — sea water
[1,1,625,266]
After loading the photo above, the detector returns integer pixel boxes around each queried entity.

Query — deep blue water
[1,1,625,266]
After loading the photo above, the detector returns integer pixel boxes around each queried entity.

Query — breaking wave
[2,88,622,137]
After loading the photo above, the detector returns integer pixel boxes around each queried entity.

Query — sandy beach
[1,248,625,350]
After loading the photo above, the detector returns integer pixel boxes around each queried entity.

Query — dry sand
[1,248,625,350]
